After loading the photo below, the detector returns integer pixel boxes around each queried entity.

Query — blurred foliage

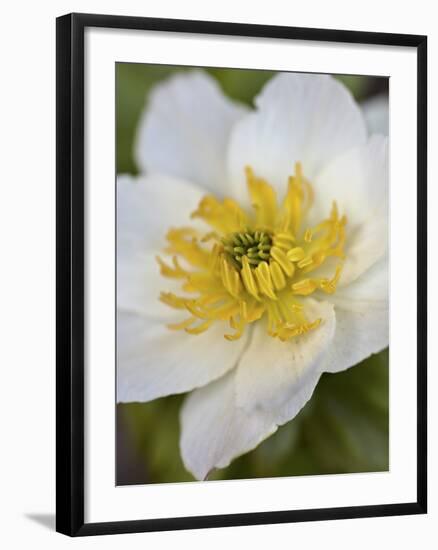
[116,65,389,484]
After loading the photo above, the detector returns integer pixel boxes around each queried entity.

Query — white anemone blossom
[117,71,389,481]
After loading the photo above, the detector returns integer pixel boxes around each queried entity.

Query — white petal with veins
[117,173,205,254]
[322,307,388,374]
[117,311,248,403]
[181,298,335,479]
[117,174,207,318]
[311,136,388,286]
[322,257,389,373]
[135,71,247,194]
[180,365,323,480]
[118,251,187,320]
[180,369,277,480]
[226,73,367,204]
[235,299,335,413]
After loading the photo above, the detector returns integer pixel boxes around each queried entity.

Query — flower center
[157,162,347,341]
[223,230,273,269]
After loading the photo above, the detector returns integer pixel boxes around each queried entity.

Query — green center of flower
[222,230,273,269]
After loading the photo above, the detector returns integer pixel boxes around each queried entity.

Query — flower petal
[180,369,278,480]
[226,73,367,202]
[322,257,389,373]
[180,299,335,479]
[180,365,323,480]
[118,251,184,319]
[135,71,248,194]
[117,173,205,255]
[117,311,248,403]
[327,255,388,310]
[117,173,207,318]
[235,299,336,413]
[362,94,389,136]
[311,135,388,286]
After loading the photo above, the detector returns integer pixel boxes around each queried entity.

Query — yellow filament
[191,195,249,234]
[246,166,277,228]
[167,318,196,330]
[160,292,188,309]
[157,256,189,279]
[185,320,213,335]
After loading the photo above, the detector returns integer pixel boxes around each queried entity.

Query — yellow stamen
[241,256,260,300]
[287,247,305,262]
[157,256,189,279]
[157,162,347,342]
[220,256,242,298]
[167,318,196,330]
[270,247,295,277]
[185,320,213,335]
[254,261,277,300]
[160,292,188,309]
[269,261,286,290]
[191,195,248,234]
[320,264,344,294]
[291,279,319,296]
[246,166,277,228]
[304,228,313,243]
[297,256,314,269]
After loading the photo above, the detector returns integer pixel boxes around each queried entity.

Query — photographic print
[116,65,389,485]
[56,15,427,535]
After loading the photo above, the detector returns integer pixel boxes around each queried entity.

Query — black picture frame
[56,12,427,537]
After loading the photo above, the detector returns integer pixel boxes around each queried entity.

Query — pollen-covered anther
[269,261,287,290]
[220,256,242,298]
[270,246,295,277]
[273,232,295,250]
[254,261,277,300]
[241,256,261,300]
[287,247,305,262]
[158,162,347,342]
[297,256,314,269]
[291,279,319,296]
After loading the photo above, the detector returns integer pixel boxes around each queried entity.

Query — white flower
[117,71,389,481]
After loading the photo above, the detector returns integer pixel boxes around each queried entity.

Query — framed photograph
[56,13,427,536]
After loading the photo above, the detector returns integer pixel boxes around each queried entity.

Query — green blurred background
[116,65,389,484]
